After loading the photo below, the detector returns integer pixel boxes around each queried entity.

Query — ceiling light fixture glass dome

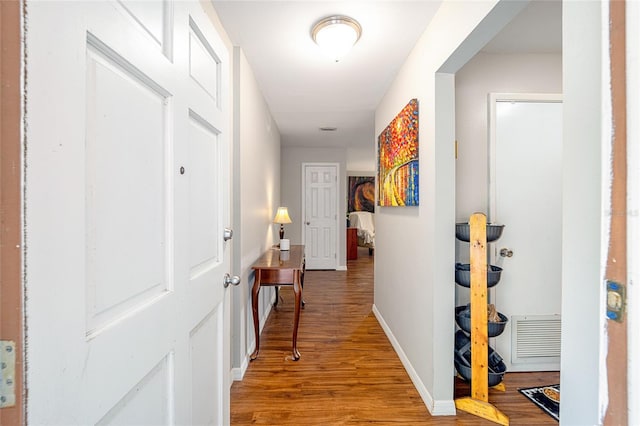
[311,15,362,62]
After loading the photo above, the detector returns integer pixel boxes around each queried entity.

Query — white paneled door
[303,164,338,269]
[25,1,232,424]
[489,94,563,372]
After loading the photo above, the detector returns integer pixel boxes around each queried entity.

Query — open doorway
[453,0,562,383]
[346,173,375,261]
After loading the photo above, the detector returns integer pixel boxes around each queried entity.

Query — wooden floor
[231,247,559,425]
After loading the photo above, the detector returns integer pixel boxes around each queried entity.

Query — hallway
[231,247,559,425]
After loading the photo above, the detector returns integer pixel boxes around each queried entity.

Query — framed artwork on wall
[348,176,375,213]
[377,98,419,206]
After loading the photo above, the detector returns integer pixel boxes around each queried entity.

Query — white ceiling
[212,1,562,149]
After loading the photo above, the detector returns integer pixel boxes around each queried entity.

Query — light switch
[606,281,626,323]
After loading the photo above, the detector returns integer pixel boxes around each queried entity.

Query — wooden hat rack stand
[454,213,509,425]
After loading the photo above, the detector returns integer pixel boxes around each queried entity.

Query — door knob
[306,221,310,225]
[500,248,514,258]
[223,228,233,241]
[223,273,241,288]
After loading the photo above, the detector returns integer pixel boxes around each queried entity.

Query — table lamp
[273,207,292,240]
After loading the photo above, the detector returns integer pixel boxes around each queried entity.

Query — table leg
[300,266,305,307]
[291,271,302,361]
[250,274,261,361]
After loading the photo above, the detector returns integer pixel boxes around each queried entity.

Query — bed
[348,211,375,255]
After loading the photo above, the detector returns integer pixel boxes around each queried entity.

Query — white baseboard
[261,293,274,331]
[431,399,457,416]
[231,353,250,381]
[233,291,275,382]
[336,265,347,271]
[372,304,456,416]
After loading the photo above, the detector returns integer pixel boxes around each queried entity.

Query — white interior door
[303,163,338,269]
[25,1,232,424]
[489,94,563,372]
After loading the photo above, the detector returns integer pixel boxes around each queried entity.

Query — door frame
[0,1,24,424]
[628,1,639,423]
[301,162,339,269]
[487,92,563,371]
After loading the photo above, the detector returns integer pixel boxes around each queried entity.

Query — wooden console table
[250,245,305,361]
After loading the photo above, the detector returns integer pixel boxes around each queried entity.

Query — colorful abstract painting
[377,99,419,206]
[348,176,375,213]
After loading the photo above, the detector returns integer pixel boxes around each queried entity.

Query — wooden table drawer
[258,268,295,284]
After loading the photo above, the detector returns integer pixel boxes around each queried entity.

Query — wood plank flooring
[231,247,559,425]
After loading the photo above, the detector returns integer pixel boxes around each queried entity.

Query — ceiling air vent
[319,127,337,132]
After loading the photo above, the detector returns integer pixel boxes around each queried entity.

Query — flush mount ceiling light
[311,15,362,62]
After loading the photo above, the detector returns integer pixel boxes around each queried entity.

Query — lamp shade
[273,207,292,224]
[312,15,361,62]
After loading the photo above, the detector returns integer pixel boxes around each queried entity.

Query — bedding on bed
[348,211,375,247]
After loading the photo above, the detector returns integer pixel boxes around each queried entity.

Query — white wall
[560,1,607,424]
[375,1,608,421]
[231,48,281,376]
[281,146,347,268]
[346,146,375,172]
[373,0,529,414]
